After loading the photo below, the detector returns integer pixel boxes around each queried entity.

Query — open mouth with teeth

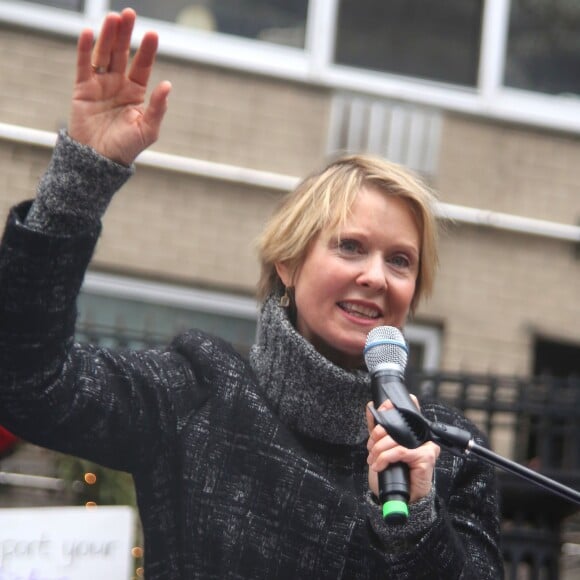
[338,302,381,320]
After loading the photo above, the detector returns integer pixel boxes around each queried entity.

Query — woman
[0,9,502,579]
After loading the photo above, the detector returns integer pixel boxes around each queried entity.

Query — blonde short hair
[256,154,439,313]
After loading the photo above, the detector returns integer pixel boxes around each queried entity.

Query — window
[16,0,83,10]
[334,0,483,87]
[505,0,580,96]
[3,0,580,134]
[534,336,580,379]
[77,273,258,356]
[518,336,580,471]
[111,0,309,48]
[405,324,441,372]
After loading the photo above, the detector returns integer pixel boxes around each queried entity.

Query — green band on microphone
[382,500,409,521]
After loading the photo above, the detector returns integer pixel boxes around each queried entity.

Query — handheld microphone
[364,326,412,524]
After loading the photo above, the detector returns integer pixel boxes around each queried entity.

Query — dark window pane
[505,0,580,96]
[334,0,483,87]
[406,340,425,372]
[534,337,580,379]
[111,0,308,48]
[14,0,83,10]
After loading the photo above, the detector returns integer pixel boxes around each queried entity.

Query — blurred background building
[0,1,578,578]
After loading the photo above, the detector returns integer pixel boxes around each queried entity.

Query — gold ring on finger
[91,63,108,74]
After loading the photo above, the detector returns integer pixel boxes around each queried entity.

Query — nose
[357,254,387,291]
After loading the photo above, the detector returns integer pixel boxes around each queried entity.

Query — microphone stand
[428,421,580,505]
[369,391,580,507]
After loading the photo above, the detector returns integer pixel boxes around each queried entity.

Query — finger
[410,394,420,410]
[369,445,407,472]
[365,403,375,434]
[372,441,440,472]
[128,31,159,87]
[426,441,441,461]
[109,8,136,74]
[142,81,172,140]
[367,398,393,434]
[91,12,122,72]
[368,420,388,447]
[367,429,396,459]
[76,28,95,84]
[367,468,379,499]
[374,397,395,413]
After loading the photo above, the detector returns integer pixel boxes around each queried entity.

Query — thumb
[142,80,172,141]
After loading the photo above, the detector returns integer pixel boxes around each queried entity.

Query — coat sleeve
[0,203,208,474]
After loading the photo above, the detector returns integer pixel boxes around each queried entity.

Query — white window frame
[79,271,259,351]
[1,0,579,134]
[405,325,442,372]
[82,271,258,321]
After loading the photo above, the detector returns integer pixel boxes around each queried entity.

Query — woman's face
[277,186,420,369]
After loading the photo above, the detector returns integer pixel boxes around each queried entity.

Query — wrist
[26,130,133,234]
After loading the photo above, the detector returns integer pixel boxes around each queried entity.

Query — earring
[280,287,291,308]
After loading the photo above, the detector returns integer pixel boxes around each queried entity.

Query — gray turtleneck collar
[249,295,372,446]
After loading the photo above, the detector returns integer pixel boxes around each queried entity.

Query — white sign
[0,506,135,580]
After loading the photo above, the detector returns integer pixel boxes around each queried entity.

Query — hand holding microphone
[364,326,440,523]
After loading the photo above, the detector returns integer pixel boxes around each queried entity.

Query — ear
[275,261,292,287]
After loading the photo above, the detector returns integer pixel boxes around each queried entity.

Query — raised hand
[69,8,172,166]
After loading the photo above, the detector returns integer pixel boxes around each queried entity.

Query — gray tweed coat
[0,133,502,579]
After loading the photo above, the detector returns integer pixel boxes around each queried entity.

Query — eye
[388,254,413,269]
[337,238,363,255]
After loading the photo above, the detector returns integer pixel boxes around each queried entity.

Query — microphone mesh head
[364,326,408,373]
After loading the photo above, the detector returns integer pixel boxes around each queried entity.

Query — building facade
[1,1,579,381]
[0,1,579,576]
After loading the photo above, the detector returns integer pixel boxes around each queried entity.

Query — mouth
[337,301,381,320]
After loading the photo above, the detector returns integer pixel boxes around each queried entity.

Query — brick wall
[417,113,580,374]
[1,23,579,379]
[438,114,580,224]
[96,166,280,292]
[0,23,331,295]
[0,23,330,176]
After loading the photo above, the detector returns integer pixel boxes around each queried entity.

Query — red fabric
[0,425,18,456]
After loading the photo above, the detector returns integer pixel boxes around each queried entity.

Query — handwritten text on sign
[0,506,134,580]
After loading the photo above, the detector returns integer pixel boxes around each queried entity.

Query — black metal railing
[408,371,580,580]
[75,320,252,356]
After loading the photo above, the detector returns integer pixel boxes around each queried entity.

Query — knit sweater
[0,133,503,579]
